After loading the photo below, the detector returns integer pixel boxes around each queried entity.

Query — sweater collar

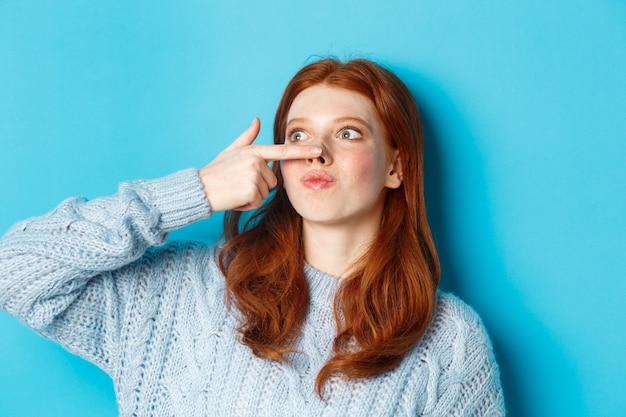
[303,261,340,307]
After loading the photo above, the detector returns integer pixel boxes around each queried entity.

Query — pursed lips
[300,170,335,190]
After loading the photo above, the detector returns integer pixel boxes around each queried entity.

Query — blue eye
[340,128,361,140]
[289,130,308,142]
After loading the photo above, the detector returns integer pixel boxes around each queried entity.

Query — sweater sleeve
[0,168,211,373]
[426,294,506,417]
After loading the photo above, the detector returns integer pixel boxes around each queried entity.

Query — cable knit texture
[0,168,505,416]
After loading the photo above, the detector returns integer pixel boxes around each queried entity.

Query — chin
[291,206,341,225]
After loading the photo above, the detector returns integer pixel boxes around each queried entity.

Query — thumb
[225,117,261,150]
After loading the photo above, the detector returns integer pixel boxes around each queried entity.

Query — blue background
[1,1,625,416]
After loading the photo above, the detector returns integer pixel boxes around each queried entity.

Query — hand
[199,118,322,212]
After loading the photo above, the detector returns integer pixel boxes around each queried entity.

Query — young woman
[0,59,505,416]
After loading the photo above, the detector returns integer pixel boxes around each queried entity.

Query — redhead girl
[0,59,504,416]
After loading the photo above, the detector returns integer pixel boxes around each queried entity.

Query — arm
[0,119,322,373]
[0,168,210,371]
[451,323,505,416]
[425,295,506,417]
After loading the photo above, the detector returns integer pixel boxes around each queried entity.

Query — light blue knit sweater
[0,168,505,416]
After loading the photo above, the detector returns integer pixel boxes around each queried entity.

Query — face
[280,84,402,230]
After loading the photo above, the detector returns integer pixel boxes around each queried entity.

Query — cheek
[279,160,298,186]
[345,149,386,186]
[279,160,291,176]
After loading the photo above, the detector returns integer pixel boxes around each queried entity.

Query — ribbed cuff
[140,168,211,232]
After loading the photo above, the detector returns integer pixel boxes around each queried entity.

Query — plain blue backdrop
[1,1,625,416]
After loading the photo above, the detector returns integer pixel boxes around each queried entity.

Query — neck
[302,218,381,278]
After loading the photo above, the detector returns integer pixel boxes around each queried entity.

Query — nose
[308,150,331,165]
[307,140,332,166]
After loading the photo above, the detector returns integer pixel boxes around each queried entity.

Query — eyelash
[286,126,364,141]
[286,127,306,142]
[340,125,363,138]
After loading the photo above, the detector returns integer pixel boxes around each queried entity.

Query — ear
[385,149,403,189]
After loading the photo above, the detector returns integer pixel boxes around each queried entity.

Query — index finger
[252,144,322,162]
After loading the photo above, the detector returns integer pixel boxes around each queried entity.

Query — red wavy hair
[218,58,440,396]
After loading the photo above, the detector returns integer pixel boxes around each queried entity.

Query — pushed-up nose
[308,152,331,165]
[307,140,332,165]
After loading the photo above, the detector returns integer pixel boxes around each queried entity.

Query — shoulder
[433,291,486,333]
[128,240,222,288]
[410,292,505,415]
[418,291,498,369]
[113,240,226,321]
[142,239,215,264]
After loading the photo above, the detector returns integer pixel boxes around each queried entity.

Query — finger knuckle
[243,187,257,202]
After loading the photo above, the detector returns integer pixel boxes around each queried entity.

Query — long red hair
[218,58,440,395]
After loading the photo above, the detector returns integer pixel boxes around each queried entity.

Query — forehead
[287,84,378,122]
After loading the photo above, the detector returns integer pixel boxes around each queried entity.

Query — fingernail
[312,147,322,155]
